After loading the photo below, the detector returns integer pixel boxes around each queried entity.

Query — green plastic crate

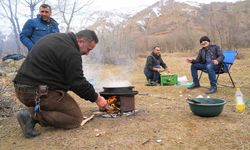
[160,74,177,85]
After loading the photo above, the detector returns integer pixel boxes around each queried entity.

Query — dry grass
[0,49,250,150]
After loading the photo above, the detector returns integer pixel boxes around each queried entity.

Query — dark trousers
[14,84,83,129]
[191,63,220,87]
[144,66,161,82]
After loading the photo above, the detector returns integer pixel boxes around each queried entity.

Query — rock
[0,69,7,76]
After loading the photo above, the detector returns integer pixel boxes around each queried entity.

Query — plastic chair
[199,50,238,88]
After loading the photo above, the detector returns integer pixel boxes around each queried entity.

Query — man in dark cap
[186,36,224,94]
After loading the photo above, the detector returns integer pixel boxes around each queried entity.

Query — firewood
[81,114,95,126]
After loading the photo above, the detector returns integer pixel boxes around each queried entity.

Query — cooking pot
[102,86,134,93]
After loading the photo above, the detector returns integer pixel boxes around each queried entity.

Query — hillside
[88,0,250,64]
[0,49,250,149]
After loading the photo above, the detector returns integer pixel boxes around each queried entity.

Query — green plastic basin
[186,98,227,117]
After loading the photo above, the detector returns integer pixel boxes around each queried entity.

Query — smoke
[101,79,132,87]
[82,55,134,92]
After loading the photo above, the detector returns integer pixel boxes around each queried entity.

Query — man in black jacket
[186,36,224,94]
[13,30,107,138]
[144,46,169,86]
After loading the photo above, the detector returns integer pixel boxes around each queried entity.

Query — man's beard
[41,16,50,22]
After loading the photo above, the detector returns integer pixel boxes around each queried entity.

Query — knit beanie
[199,36,210,43]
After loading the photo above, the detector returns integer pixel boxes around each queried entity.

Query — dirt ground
[0,49,250,150]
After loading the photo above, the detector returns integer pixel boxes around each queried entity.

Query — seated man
[144,46,169,86]
[186,36,224,94]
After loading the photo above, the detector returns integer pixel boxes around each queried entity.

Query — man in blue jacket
[20,4,59,51]
[186,36,224,94]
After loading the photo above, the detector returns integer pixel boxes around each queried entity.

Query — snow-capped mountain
[86,11,129,32]
[86,0,249,64]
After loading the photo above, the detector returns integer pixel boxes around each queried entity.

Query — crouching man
[144,46,169,86]
[13,30,107,138]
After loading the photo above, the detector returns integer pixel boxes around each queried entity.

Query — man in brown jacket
[14,30,107,138]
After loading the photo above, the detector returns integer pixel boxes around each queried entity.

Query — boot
[187,83,200,89]
[16,110,40,138]
[206,86,217,94]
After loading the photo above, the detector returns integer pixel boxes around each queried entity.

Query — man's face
[78,39,96,55]
[200,41,209,48]
[153,47,161,56]
[39,7,51,22]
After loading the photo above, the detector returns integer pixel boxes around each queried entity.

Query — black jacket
[14,32,98,102]
[144,53,167,71]
[192,44,224,64]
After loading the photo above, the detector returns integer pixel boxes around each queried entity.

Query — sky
[93,0,240,11]
[0,0,242,35]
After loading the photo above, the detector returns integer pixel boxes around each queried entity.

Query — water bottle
[235,88,245,112]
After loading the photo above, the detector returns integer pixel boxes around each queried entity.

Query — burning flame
[107,96,120,113]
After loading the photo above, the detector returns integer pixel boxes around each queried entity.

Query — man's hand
[158,68,165,72]
[186,58,193,63]
[212,60,219,65]
[161,68,170,74]
[165,68,170,73]
[95,95,107,110]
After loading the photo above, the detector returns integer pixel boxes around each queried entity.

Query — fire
[106,96,120,113]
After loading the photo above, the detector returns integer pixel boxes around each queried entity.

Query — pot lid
[99,91,138,96]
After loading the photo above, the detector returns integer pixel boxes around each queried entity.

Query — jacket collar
[68,32,80,52]
[36,14,58,25]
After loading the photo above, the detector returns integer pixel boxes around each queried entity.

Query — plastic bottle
[235,87,245,112]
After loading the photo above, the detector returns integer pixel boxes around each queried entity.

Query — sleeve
[51,18,60,33]
[215,45,224,63]
[64,53,98,102]
[192,49,202,64]
[56,25,60,32]
[160,57,167,69]
[145,56,154,71]
[19,19,34,51]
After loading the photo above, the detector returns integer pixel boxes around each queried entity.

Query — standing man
[20,4,59,51]
[14,30,108,138]
[186,36,224,94]
[144,46,169,86]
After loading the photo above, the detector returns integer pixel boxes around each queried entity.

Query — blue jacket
[20,15,59,51]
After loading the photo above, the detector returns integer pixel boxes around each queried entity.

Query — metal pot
[102,86,135,94]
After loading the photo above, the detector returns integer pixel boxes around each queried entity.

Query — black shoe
[187,84,200,89]
[206,86,217,94]
[146,79,158,86]
[147,81,157,86]
[16,110,40,138]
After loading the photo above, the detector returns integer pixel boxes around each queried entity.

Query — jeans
[191,63,220,87]
[144,66,161,82]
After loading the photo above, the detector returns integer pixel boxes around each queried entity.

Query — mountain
[87,11,129,32]
[86,0,250,64]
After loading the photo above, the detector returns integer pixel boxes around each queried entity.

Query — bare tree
[22,0,43,19]
[0,32,4,57]
[57,0,94,32]
[0,0,21,52]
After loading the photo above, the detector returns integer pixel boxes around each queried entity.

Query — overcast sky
[0,0,242,35]
[93,0,241,11]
